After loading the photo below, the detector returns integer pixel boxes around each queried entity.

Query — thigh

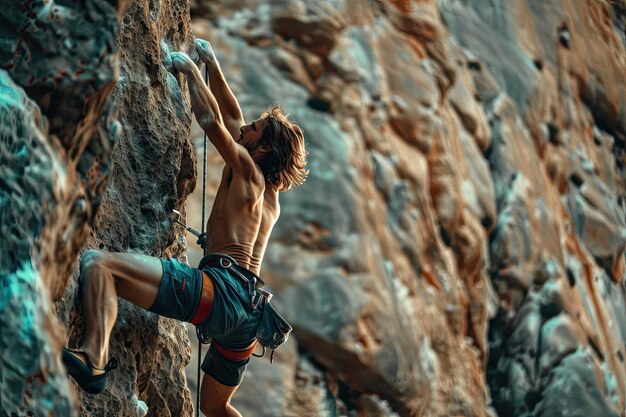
[99,252,164,309]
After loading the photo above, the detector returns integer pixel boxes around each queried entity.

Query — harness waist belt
[198,253,266,289]
[198,253,239,271]
[190,271,214,325]
[213,340,258,362]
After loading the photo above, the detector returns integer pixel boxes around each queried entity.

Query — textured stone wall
[1,0,121,413]
[1,0,199,415]
[186,1,626,416]
[1,0,625,416]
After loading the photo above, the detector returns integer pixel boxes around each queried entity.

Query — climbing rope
[200,66,209,258]
[195,64,209,417]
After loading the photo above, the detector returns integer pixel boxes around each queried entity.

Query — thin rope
[196,64,209,417]
[201,66,208,257]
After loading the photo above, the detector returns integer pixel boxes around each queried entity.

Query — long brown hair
[257,106,308,191]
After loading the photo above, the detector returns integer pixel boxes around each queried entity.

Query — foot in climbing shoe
[194,39,218,67]
[62,348,118,395]
[168,52,195,74]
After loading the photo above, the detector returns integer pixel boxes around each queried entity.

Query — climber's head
[239,105,308,191]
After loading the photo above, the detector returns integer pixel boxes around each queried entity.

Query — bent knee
[80,249,106,275]
[200,404,228,417]
[200,402,228,417]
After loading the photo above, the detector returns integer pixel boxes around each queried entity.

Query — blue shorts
[147,258,262,386]
[197,263,264,386]
[147,258,202,322]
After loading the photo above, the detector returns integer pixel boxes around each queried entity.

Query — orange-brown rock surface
[185,1,626,416]
[1,0,625,417]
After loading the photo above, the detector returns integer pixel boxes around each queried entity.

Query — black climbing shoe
[62,348,118,394]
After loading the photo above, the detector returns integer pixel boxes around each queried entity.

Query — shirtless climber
[62,39,307,417]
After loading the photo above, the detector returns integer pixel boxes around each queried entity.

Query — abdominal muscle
[205,193,263,274]
[209,241,255,267]
[205,211,260,272]
[204,166,273,276]
[206,205,272,276]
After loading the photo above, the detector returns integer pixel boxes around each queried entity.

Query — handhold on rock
[161,40,173,72]
[137,399,148,417]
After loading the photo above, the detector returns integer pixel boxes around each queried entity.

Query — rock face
[1,0,198,415]
[185,1,626,416]
[1,1,625,417]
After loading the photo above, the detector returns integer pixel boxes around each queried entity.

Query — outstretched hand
[195,39,219,69]
[167,51,195,75]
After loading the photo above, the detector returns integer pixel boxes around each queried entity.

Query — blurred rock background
[1,0,625,416]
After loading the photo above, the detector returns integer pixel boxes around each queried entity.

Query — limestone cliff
[187,1,626,416]
[1,0,625,417]
[1,0,197,415]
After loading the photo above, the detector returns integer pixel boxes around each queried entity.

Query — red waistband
[190,271,214,325]
[213,340,258,362]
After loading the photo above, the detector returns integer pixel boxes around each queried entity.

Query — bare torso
[205,165,279,276]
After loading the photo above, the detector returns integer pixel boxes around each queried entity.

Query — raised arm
[195,39,244,140]
[170,52,255,179]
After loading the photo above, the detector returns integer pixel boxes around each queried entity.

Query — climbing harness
[197,253,292,363]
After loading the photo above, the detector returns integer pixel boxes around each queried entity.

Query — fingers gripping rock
[168,52,194,74]
[195,39,217,66]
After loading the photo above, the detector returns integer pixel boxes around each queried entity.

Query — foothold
[307,97,332,112]
[137,400,148,417]
[558,25,571,48]
[547,123,559,145]
[4,63,14,70]
[467,61,481,71]
[28,76,35,84]
[569,172,584,187]
[75,70,84,76]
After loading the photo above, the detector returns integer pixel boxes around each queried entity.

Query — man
[62,39,307,417]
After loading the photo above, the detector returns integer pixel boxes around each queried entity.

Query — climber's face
[238,117,268,149]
